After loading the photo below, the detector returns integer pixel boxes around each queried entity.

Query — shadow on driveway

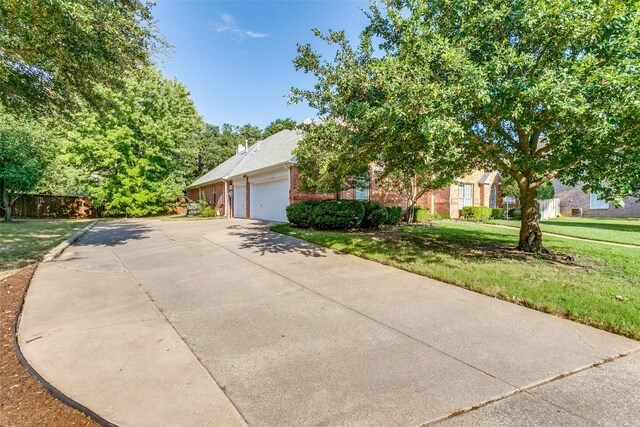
[76,221,152,247]
[225,222,328,258]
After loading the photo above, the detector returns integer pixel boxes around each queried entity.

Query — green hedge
[414,206,430,222]
[311,200,365,229]
[385,206,403,225]
[362,201,388,229]
[491,208,504,219]
[508,207,522,220]
[429,213,450,220]
[286,201,318,228]
[460,206,492,220]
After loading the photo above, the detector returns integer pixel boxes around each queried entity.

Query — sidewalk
[479,222,640,248]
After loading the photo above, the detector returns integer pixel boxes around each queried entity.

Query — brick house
[186,129,501,222]
[552,180,640,218]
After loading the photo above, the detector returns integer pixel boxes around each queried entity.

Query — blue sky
[152,0,371,129]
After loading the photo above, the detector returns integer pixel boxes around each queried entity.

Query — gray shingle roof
[186,129,301,188]
[478,172,493,185]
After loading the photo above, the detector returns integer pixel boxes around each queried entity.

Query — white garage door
[250,177,290,222]
[233,185,246,218]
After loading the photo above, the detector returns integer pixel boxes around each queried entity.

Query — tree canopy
[292,0,640,251]
[67,68,201,217]
[263,118,298,138]
[0,108,50,221]
[0,0,163,115]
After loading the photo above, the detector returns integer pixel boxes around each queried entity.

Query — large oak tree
[292,0,640,251]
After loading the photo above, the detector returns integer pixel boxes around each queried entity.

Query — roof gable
[186,129,301,188]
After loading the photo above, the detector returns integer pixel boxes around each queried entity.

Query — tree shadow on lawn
[317,225,581,269]
[226,222,328,258]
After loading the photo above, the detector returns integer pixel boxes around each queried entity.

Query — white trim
[589,191,610,209]
[250,175,288,185]
[227,161,292,182]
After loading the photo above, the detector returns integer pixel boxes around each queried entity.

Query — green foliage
[491,208,505,220]
[413,206,430,223]
[385,206,403,225]
[312,200,365,230]
[460,206,492,221]
[361,201,387,229]
[67,68,201,217]
[537,182,555,200]
[0,0,163,116]
[0,109,51,221]
[292,0,640,250]
[294,121,369,196]
[509,208,523,220]
[198,199,216,218]
[429,213,450,221]
[263,118,297,138]
[192,123,239,181]
[286,201,318,228]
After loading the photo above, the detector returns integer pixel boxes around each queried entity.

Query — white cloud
[214,14,267,41]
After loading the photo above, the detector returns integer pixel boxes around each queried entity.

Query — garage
[233,184,246,218]
[250,175,290,222]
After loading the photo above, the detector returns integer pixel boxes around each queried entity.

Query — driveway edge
[42,220,98,263]
[12,264,117,427]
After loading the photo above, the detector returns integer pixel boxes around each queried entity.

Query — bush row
[459,206,505,221]
[410,206,451,222]
[286,200,403,230]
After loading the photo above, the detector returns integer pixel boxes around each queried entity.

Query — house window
[459,183,473,208]
[589,191,609,209]
[213,189,217,204]
[355,181,370,201]
[489,185,497,208]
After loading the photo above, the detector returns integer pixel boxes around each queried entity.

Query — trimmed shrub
[286,201,318,228]
[460,206,492,220]
[429,213,450,220]
[508,207,522,220]
[361,201,388,229]
[312,200,365,229]
[198,199,216,217]
[413,206,430,222]
[491,208,505,219]
[385,206,403,225]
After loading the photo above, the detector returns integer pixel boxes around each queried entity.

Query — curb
[43,220,98,263]
[12,265,118,427]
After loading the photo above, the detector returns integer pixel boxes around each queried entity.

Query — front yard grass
[272,221,640,340]
[489,217,640,246]
[0,219,93,271]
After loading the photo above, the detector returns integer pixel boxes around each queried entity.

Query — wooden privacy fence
[1,194,98,219]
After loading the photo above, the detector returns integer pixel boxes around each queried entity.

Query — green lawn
[272,221,640,340]
[489,217,640,246]
[0,219,93,272]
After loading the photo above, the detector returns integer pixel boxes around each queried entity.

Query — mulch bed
[1,265,97,426]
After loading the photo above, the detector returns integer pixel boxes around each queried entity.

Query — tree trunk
[1,179,12,222]
[518,185,543,252]
[406,201,415,223]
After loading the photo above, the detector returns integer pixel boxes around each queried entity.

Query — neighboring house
[186,129,501,222]
[552,180,640,218]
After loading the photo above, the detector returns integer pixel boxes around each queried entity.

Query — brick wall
[289,165,502,219]
[289,166,355,203]
[186,182,228,216]
[553,180,640,218]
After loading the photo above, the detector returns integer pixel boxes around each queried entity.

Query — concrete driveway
[19,219,640,426]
